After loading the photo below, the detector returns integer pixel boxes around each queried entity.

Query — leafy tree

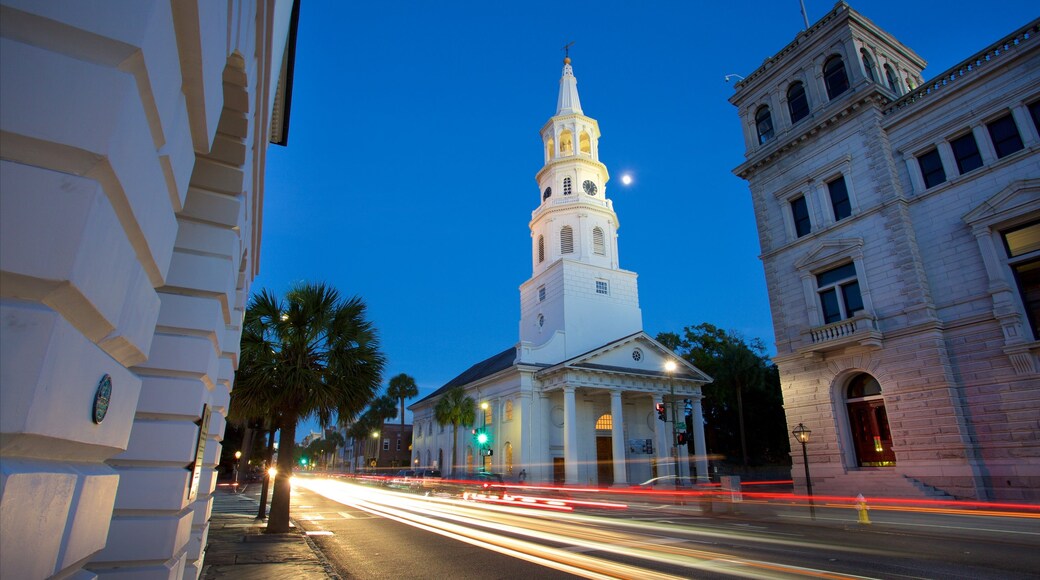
[434,387,475,477]
[657,323,788,469]
[387,373,419,453]
[238,282,385,533]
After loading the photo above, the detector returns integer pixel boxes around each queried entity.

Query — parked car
[460,472,505,500]
[414,469,442,495]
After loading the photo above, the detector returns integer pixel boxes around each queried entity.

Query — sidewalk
[202,484,333,579]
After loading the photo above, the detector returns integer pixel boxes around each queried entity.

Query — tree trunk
[451,424,458,477]
[257,426,276,520]
[237,425,256,484]
[266,419,297,533]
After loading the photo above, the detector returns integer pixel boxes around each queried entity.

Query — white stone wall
[0,1,294,578]
[733,5,1040,500]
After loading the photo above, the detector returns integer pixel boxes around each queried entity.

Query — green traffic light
[477,433,488,444]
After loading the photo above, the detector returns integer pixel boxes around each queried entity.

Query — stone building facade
[0,1,298,578]
[731,2,1039,500]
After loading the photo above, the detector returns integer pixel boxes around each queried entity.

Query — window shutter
[593,227,605,255]
[561,226,574,254]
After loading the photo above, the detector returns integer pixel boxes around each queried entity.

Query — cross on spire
[562,41,575,59]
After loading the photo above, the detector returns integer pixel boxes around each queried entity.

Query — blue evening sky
[256,1,1037,439]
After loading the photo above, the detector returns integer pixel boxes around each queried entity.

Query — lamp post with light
[370,430,380,471]
[663,361,682,490]
[792,423,815,520]
[233,450,242,488]
[479,401,490,472]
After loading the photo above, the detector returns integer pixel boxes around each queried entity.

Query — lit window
[987,114,1024,159]
[593,227,605,255]
[538,235,545,263]
[505,400,513,421]
[787,82,809,123]
[538,285,546,301]
[1002,220,1040,339]
[950,133,983,174]
[561,226,574,254]
[595,414,612,430]
[563,177,572,195]
[791,195,811,238]
[827,176,852,221]
[596,280,608,295]
[579,131,591,154]
[824,56,849,99]
[917,148,946,189]
[755,105,774,144]
[485,406,492,425]
[816,263,864,324]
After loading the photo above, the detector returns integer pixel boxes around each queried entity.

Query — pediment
[537,331,712,383]
[963,178,1040,227]
[795,238,864,270]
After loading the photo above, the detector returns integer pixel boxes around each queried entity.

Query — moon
[621,174,633,185]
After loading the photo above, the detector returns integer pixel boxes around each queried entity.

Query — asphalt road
[282,476,1040,579]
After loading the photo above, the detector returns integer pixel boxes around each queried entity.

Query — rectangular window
[595,280,608,295]
[916,148,946,189]
[987,114,1024,159]
[827,176,851,221]
[538,285,546,301]
[791,196,811,238]
[1003,220,1040,339]
[950,133,983,174]
[383,439,389,451]
[396,439,401,451]
[816,262,864,324]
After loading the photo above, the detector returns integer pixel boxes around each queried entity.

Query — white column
[609,391,627,485]
[652,394,672,477]
[692,395,709,482]
[563,386,578,484]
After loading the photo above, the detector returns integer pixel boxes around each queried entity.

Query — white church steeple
[518,56,643,363]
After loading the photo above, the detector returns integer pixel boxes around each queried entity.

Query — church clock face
[583,180,598,196]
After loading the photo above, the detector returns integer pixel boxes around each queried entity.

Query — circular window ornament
[538,314,545,328]
[93,374,113,424]
[632,348,643,362]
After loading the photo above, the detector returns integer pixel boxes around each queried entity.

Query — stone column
[692,394,709,482]
[609,391,627,485]
[563,386,578,485]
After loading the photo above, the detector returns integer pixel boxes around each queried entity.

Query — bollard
[855,493,871,524]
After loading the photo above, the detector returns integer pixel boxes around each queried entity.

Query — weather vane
[562,41,575,58]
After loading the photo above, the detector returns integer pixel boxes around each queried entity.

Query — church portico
[409,55,712,488]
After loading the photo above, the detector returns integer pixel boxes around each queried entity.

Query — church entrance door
[847,400,895,467]
[596,436,614,486]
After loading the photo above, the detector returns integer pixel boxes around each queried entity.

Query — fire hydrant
[855,494,871,524]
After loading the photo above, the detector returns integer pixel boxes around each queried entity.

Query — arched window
[559,129,574,155]
[543,187,551,201]
[579,131,591,154]
[504,400,513,421]
[425,450,431,468]
[844,373,895,467]
[755,105,774,144]
[561,226,574,254]
[592,227,606,255]
[884,64,900,94]
[595,414,612,430]
[563,177,572,195]
[538,235,545,263]
[860,48,876,82]
[546,137,554,159]
[787,82,809,123]
[824,55,850,99]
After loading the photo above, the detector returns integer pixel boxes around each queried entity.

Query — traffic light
[676,432,688,445]
[477,431,489,445]
[655,403,667,422]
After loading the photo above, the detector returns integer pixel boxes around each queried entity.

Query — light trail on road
[296,477,874,580]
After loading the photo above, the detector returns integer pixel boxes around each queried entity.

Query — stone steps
[810,470,955,500]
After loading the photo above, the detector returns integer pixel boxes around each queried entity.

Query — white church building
[409,57,712,487]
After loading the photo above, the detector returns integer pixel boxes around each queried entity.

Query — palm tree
[325,431,345,469]
[434,387,475,477]
[387,373,419,457]
[237,283,385,533]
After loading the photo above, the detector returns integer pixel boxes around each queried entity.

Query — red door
[847,399,896,467]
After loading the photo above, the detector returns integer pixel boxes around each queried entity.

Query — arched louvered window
[579,131,591,154]
[884,64,900,94]
[860,49,876,82]
[561,226,574,254]
[755,105,774,144]
[592,227,605,255]
[787,82,809,124]
[824,55,850,99]
[538,235,545,263]
[563,177,572,195]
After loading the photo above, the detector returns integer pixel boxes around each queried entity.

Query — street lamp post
[233,450,242,488]
[480,401,489,472]
[370,430,380,472]
[792,423,815,520]
[664,361,681,490]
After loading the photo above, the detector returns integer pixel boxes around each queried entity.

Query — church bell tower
[518,56,643,363]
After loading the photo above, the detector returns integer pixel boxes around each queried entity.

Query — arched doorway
[595,413,614,486]
[845,373,895,467]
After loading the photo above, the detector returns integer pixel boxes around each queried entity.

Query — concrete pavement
[202,484,335,579]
